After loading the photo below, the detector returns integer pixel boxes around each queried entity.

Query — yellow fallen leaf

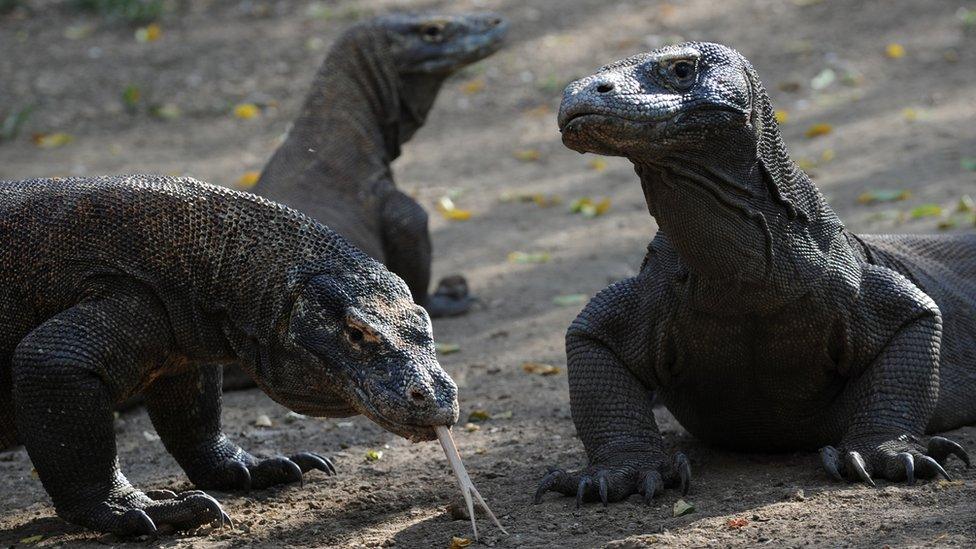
[449,537,473,549]
[804,123,832,138]
[570,197,611,218]
[436,196,472,221]
[774,110,789,124]
[459,77,485,95]
[32,132,73,148]
[233,103,260,120]
[508,251,551,263]
[464,422,480,433]
[902,108,918,122]
[236,171,260,189]
[588,158,607,172]
[135,23,162,43]
[435,342,461,354]
[467,410,491,422]
[522,362,562,376]
[19,535,44,544]
[513,148,541,162]
[365,449,383,462]
[885,43,906,59]
[820,149,835,163]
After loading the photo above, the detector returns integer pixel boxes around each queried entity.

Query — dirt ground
[2,0,976,547]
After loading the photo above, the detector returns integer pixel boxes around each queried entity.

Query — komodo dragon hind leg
[381,188,473,317]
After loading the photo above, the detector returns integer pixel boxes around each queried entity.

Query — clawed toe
[290,452,337,476]
[821,434,967,486]
[534,452,690,507]
[928,436,971,468]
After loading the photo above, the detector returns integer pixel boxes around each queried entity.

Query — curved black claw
[533,469,569,504]
[844,451,875,487]
[916,455,952,481]
[897,452,915,485]
[121,508,158,537]
[575,477,592,509]
[674,452,692,495]
[597,472,609,507]
[640,471,663,505]
[820,446,844,481]
[290,452,337,476]
[928,436,971,468]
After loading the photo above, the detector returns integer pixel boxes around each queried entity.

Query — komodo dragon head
[256,253,459,443]
[557,42,839,284]
[324,12,508,149]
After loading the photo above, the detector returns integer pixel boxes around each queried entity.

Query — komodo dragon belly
[659,311,847,452]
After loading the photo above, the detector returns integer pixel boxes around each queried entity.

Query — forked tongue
[435,425,508,540]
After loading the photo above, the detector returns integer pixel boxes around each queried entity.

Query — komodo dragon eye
[420,22,445,43]
[662,59,698,91]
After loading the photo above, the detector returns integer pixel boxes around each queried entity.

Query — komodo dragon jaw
[383,12,509,74]
[279,270,459,442]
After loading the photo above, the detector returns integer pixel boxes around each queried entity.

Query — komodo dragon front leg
[535,278,690,505]
[821,267,970,484]
[12,288,228,535]
[381,188,472,317]
[145,367,335,491]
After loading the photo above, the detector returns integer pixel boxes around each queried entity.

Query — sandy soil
[2,0,975,547]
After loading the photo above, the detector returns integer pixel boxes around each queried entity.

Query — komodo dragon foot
[425,274,473,318]
[534,451,691,507]
[820,434,970,486]
[182,437,336,492]
[60,488,230,537]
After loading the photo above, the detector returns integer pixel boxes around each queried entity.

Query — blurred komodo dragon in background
[535,42,975,506]
[0,176,459,535]
[219,12,508,392]
[256,12,508,319]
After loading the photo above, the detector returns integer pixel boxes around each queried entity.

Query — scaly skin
[256,12,508,319]
[536,42,975,507]
[0,175,458,535]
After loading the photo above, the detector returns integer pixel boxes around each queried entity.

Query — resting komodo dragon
[0,175,458,535]
[255,12,508,318]
[535,42,975,506]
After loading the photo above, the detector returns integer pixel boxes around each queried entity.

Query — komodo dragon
[0,175,458,535]
[535,42,975,506]
[255,12,508,318]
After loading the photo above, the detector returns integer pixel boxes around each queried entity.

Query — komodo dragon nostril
[596,82,614,93]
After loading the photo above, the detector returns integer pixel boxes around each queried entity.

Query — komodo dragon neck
[635,67,848,314]
[256,26,429,204]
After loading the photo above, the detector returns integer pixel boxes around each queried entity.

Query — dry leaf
[460,77,486,95]
[436,196,472,221]
[464,422,480,433]
[135,23,162,43]
[449,537,472,549]
[726,517,749,529]
[522,362,562,376]
[513,148,541,162]
[673,499,695,517]
[467,410,491,422]
[436,342,461,355]
[902,108,918,122]
[774,110,788,124]
[910,204,943,219]
[885,43,906,59]
[857,189,911,205]
[365,449,383,462]
[19,535,44,544]
[570,197,611,218]
[32,132,73,149]
[588,158,607,172]
[254,414,272,427]
[236,171,261,189]
[804,123,832,138]
[233,103,260,120]
[508,251,551,264]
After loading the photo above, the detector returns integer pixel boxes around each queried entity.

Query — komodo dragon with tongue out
[0,175,458,535]
[255,12,508,318]
[535,42,975,507]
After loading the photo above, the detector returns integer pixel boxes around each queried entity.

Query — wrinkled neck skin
[635,139,845,315]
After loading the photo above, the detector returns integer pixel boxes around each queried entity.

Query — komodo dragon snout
[276,269,459,442]
[383,12,509,74]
